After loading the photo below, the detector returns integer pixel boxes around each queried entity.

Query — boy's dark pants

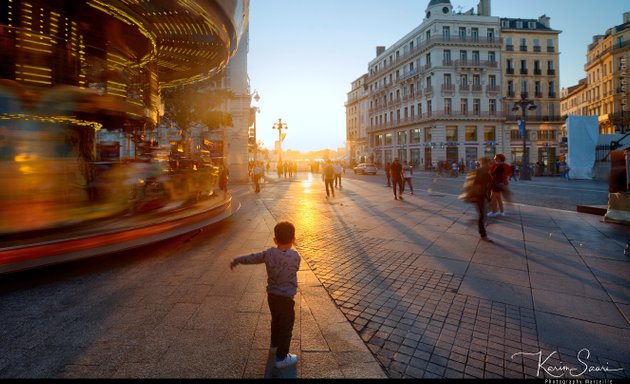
[268,294,295,360]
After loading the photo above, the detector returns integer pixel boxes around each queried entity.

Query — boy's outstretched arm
[229,251,266,271]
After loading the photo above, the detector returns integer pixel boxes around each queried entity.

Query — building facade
[583,13,630,134]
[345,73,370,164]
[500,14,562,173]
[366,0,502,170]
[348,0,563,173]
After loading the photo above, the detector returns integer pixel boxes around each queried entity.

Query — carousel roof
[86,0,248,88]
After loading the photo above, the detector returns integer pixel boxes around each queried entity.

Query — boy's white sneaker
[275,353,299,369]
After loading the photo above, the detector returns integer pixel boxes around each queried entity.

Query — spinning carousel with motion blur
[0,0,248,273]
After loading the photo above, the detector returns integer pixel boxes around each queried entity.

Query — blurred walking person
[488,154,512,217]
[323,160,335,198]
[402,160,414,195]
[459,157,493,242]
[390,158,404,200]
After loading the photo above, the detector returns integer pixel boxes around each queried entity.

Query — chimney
[376,46,385,57]
[538,14,550,28]
[624,12,630,24]
[477,0,491,17]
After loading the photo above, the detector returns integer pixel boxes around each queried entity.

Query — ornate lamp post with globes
[272,118,288,164]
[511,93,537,180]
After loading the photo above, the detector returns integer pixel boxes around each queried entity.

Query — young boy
[229,221,301,369]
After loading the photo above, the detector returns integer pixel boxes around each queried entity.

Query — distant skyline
[247,0,629,154]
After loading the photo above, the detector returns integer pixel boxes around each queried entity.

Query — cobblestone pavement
[261,172,630,379]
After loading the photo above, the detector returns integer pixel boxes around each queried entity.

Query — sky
[247,0,629,154]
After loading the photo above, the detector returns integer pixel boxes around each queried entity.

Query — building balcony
[520,68,528,75]
[547,69,556,76]
[471,85,483,93]
[455,60,498,69]
[441,84,455,94]
[506,68,514,75]
[505,114,564,122]
[534,69,542,75]
[520,45,528,52]
[486,85,500,95]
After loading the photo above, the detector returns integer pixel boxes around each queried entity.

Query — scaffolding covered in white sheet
[566,116,599,180]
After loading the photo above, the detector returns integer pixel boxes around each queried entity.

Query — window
[411,128,421,143]
[443,26,450,40]
[424,127,432,142]
[488,51,496,63]
[505,37,513,51]
[426,53,431,66]
[508,81,514,96]
[397,109,401,123]
[427,100,432,116]
[471,27,478,41]
[460,74,468,87]
[473,98,480,114]
[487,28,495,42]
[461,98,468,115]
[410,105,415,117]
[484,126,496,141]
[443,49,451,62]
[444,73,452,85]
[535,81,541,97]
[528,21,536,29]
[521,59,528,73]
[445,98,452,114]
[533,38,540,52]
[516,21,523,28]
[385,133,392,145]
[521,80,528,95]
[547,38,555,52]
[460,50,467,61]
[459,27,466,40]
[534,60,541,74]
[520,38,527,51]
[548,81,556,97]
[489,99,496,115]
[446,126,458,142]
[472,51,480,64]
[489,75,497,87]
[465,126,477,141]
[417,102,422,116]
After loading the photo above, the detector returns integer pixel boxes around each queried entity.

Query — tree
[161,76,234,160]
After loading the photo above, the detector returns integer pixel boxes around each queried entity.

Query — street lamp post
[251,91,260,162]
[512,93,537,181]
[272,117,288,164]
